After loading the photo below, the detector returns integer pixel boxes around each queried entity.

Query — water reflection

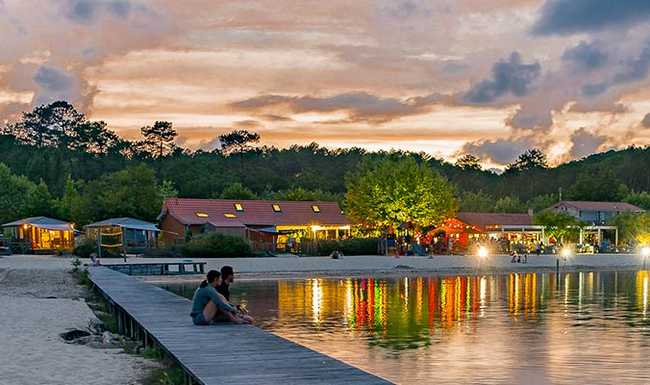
[164,270,650,384]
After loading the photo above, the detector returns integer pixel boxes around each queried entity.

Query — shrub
[74,238,96,258]
[310,238,379,256]
[181,232,252,258]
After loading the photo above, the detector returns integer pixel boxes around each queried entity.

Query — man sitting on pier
[217,266,254,323]
[190,270,250,325]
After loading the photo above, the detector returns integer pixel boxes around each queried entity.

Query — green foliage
[623,191,650,210]
[158,180,178,201]
[455,154,482,171]
[218,130,260,156]
[74,238,96,258]
[459,191,494,212]
[568,166,628,201]
[345,157,457,229]
[0,163,57,223]
[142,347,165,360]
[269,187,340,202]
[71,257,82,273]
[181,232,252,258]
[308,238,379,256]
[140,121,177,159]
[219,182,258,200]
[526,194,558,213]
[534,210,584,243]
[493,196,526,213]
[608,212,650,245]
[505,148,548,173]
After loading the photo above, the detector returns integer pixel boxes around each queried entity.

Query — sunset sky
[3,1,650,168]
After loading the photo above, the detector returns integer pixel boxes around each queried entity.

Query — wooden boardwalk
[89,266,393,385]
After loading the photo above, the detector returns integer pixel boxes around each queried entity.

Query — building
[548,201,643,224]
[158,198,351,251]
[431,212,543,253]
[85,217,159,254]
[1,216,74,253]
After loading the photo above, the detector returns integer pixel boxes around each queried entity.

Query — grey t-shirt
[190,283,236,317]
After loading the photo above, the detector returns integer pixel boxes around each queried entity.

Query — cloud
[32,65,79,106]
[463,52,541,104]
[230,91,441,123]
[532,0,650,35]
[641,113,650,128]
[582,43,650,96]
[569,127,607,159]
[64,0,132,23]
[460,135,538,165]
[562,41,608,71]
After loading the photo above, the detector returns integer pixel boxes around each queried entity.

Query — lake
[163,270,650,384]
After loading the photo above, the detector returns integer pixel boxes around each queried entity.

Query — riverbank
[3,253,648,282]
[0,257,155,385]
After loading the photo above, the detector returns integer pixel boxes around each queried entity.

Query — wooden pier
[103,261,206,276]
[89,266,392,385]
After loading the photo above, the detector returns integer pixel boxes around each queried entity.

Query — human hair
[207,270,221,283]
[220,265,234,280]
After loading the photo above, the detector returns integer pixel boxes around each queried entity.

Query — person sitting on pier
[190,270,250,325]
[217,266,254,323]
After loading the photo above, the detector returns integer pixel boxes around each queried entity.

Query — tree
[506,148,548,173]
[55,175,80,221]
[344,158,457,229]
[455,154,482,171]
[159,180,179,201]
[533,210,584,244]
[140,121,177,158]
[493,196,526,213]
[459,191,494,212]
[270,187,340,202]
[526,194,557,212]
[219,182,258,200]
[218,130,260,173]
[609,212,650,246]
[568,167,627,201]
[0,163,39,223]
[5,101,84,148]
[623,191,650,210]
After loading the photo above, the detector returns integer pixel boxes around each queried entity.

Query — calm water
[164,271,650,384]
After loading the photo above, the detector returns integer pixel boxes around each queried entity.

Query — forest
[2,100,650,226]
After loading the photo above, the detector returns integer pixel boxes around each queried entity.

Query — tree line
[2,101,650,226]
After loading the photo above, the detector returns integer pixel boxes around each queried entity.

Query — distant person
[190,270,249,325]
[217,266,254,323]
[510,251,518,263]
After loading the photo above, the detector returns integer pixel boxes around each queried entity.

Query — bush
[74,238,96,258]
[310,238,379,256]
[181,232,252,258]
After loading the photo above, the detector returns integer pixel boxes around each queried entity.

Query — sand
[0,258,154,385]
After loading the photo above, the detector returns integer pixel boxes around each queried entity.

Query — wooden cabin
[1,216,74,253]
[85,217,159,254]
[158,198,351,252]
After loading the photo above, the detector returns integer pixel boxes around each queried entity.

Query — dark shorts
[192,310,231,325]
[192,312,210,326]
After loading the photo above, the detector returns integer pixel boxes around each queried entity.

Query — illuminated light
[272,204,282,212]
[195,211,209,218]
[311,205,321,213]
[477,246,489,259]
[224,213,237,218]
[561,247,572,259]
[23,224,28,230]
[233,203,244,211]
[641,246,650,258]
[310,225,322,232]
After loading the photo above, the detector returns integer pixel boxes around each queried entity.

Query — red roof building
[158,198,351,251]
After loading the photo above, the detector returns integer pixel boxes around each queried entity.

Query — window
[224,213,237,218]
[272,204,282,212]
[195,212,209,218]
[234,203,244,212]
[311,205,321,213]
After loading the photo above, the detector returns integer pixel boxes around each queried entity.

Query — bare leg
[202,300,218,322]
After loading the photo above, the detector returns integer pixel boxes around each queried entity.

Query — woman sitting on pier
[190,270,251,325]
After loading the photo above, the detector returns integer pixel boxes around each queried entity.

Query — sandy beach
[0,257,154,385]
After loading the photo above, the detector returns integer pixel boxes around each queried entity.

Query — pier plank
[89,266,392,385]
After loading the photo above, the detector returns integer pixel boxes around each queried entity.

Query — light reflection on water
[164,271,650,384]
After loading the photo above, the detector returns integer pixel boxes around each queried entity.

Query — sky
[3,0,650,168]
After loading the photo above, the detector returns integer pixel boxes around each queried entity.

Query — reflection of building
[1,216,74,253]
[84,217,159,254]
[433,212,543,253]
[158,198,351,251]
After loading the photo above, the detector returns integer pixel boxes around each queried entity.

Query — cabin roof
[159,198,350,227]
[85,217,159,232]
[1,216,73,231]
[549,200,643,212]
